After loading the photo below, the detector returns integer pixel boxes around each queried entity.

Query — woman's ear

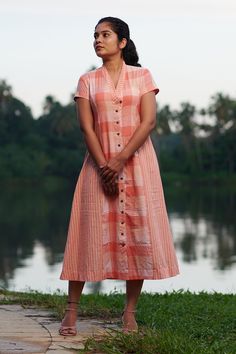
[119,38,127,50]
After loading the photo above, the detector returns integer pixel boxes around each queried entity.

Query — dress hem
[60,268,180,282]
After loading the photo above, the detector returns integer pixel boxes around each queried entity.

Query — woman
[59,16,179,335]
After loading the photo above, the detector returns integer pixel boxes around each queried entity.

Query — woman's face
[94,22,126,59]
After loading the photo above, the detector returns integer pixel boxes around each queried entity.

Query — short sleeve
[73,74,90,101]
[140,68,159,96]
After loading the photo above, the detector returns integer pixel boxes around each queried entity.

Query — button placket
[119,179,126,246]
[113,98,123,152]
[113,97,126,247]
[115,108,123,150]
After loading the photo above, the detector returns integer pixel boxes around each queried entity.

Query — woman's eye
[94,32,110,39]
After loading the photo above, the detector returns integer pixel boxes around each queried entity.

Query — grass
[0,288,235,353]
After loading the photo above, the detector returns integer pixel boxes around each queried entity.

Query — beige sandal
[121,308,138,333]
[59,301,78,336]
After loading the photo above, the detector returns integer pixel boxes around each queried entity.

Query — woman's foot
[59,301,78,336]
[121,308,138,333]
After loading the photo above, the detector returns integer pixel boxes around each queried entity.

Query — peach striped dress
[60,61,180,281]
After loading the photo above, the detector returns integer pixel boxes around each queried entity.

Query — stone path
[0,304,120,353]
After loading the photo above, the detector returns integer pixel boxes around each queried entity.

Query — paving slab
[0,305,50,353]
[0,304,120,353]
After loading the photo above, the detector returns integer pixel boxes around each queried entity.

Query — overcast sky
[1,0,236,117]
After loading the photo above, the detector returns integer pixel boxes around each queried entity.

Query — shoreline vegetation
[0,79,236,181]
[0,172,236,187]
[0,289,235,353]
[0,171,236,183]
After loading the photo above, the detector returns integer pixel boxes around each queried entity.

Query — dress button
[117,132,120,135]
[120,100,122,104]
[118,144,121,147]
[120,177,123,180]
[121,211,124,214]
[121,189,123,192]
[120,200,124,203]
[121,221,125,224]
[121,232,124,235]
[115,109,118,112]
[116,121,119,124]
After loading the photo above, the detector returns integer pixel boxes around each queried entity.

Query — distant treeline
[0,79,235,180]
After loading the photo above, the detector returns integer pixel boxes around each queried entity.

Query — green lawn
[0,289,235,353]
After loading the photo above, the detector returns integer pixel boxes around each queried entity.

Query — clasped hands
[99,156,125,197]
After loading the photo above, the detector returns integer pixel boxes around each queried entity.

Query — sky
[1,0,236,118]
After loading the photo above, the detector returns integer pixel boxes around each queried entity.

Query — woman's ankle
[123,305,137,312]
[61,307,78,326]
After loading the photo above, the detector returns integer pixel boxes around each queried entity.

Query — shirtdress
[60,60,180,281]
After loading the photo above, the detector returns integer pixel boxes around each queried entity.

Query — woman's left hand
[99,156,126,184]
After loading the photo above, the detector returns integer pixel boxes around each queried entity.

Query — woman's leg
[122,279,144,330]
[61,280,85,327]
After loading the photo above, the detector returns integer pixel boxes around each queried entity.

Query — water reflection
[166,185,236,271]
[0,178,73,287]
[0,178,235,293]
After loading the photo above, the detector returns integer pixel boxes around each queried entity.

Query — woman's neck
[102,57,124,73]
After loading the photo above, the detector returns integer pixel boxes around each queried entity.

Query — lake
[0,177,235,295]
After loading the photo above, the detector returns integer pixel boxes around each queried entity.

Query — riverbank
[0,289,235,353]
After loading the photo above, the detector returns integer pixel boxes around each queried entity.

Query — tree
[156,105,172,136]
[0,80,34,144]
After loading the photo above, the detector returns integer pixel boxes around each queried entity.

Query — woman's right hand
[101,179,119,197]
[99,165,119,197]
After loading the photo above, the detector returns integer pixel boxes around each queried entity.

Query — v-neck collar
[102,60,126,95]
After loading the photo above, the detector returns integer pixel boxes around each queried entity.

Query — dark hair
[96,17,141,67]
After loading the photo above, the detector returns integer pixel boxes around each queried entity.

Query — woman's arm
[77,97,118,196]
[76,97,107,167]
[100,91,157,183]
[119,91,157,160]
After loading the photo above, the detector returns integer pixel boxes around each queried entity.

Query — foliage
[0,79,236,179]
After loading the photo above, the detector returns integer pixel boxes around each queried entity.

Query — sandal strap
[66,301,78,310]
[65,307,77,311]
